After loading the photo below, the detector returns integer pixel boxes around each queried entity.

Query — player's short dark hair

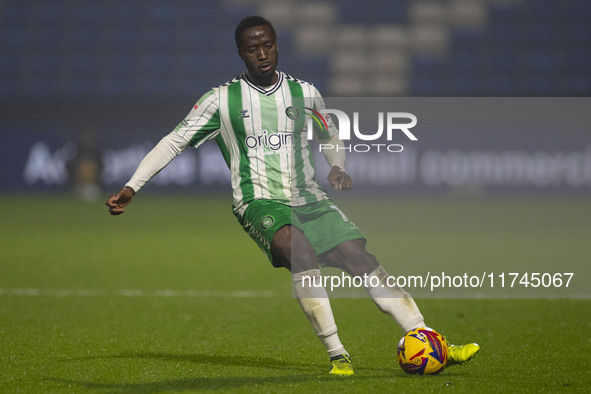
[235,15,276,49]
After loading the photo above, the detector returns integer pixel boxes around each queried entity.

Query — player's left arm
[320,134,352,190]
[311,86,352,190]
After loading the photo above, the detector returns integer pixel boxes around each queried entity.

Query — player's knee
[348,251,379,276]
[290,234,318,273]
[327,240,379,276]
[271,225,318,273]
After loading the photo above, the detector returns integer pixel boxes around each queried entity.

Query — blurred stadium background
[0,0,590,196]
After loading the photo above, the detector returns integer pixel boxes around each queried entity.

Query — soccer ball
[397,327,448,375]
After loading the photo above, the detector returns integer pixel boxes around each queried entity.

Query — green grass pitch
[0,194,589,393]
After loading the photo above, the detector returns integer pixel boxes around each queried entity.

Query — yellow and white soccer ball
[397,327,448,375]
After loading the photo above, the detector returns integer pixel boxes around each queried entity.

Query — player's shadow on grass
[50,351,366,392]
[63,351,325,371]
[49,374,341,393]
[60,351,381,373]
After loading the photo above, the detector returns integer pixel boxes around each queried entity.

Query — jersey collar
[242,71,284,96]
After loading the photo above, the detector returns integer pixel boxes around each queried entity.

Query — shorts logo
[261,215,274,230]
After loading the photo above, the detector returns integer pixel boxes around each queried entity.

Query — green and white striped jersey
[172,71,337,214]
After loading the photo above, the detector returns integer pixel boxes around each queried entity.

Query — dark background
[1,0,590,194]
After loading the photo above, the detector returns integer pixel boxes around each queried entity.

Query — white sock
[292,269,348,358]
[366,266,425,333]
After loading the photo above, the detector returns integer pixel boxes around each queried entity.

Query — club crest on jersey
[285,106,299,120]
[286,105,328,132]
[239,109,250,119]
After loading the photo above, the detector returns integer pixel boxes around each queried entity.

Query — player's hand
[328,166,352,190]
[105,186,136,215]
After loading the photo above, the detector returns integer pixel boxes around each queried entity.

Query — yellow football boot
[329,354,354,376]
[447,343,480,366]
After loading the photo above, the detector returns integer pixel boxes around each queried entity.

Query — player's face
[238,25,278,86]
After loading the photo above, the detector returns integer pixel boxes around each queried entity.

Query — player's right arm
[105,131,188,215]
[106,90,221,215]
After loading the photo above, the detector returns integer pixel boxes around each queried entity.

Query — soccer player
[106,16,479,375]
